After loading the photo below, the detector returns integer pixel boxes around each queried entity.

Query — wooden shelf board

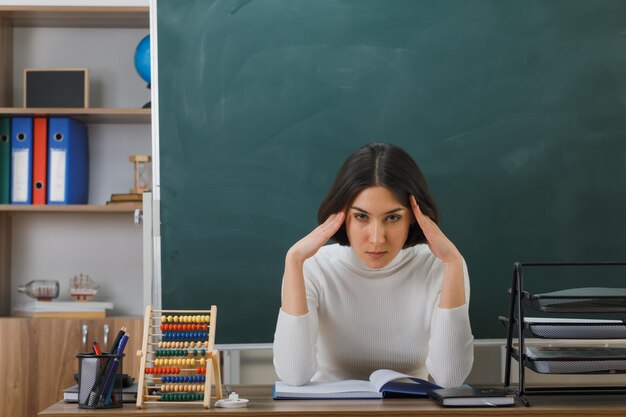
[0,107,150,124]
[0,7,149,28]
[0,203,141,213]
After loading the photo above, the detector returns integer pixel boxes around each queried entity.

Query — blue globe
[134,35,151,85]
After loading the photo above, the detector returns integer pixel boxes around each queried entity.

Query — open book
[273,369,441,399]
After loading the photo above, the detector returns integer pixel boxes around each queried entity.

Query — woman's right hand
[287,212,346,264]
[282,212,345,315]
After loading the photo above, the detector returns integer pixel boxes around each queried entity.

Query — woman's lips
[365,251,387,259]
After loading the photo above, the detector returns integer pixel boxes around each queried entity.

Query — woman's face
[345,186,412,269]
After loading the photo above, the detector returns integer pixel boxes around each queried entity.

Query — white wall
[11,213,143,315]
[13,27,150,109]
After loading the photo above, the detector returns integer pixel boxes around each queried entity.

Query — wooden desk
[38,385,626,417]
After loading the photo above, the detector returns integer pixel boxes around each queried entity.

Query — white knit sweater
[273,243,474,388]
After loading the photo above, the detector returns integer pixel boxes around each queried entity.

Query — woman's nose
[368,222,386,244]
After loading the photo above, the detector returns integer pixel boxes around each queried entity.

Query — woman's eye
[354,213,368,221]
[386,214,400,222]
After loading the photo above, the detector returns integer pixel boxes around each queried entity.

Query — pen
[94,325,127,406]
[102,334,130,405]
[89,326,126,407]
[84,342,105,407]
[117,334,129,355]
[109,326,127,353]
[92,341,105,391]
[92,341,106,385]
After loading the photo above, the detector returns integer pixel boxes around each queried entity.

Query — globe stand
[142,83,151,109]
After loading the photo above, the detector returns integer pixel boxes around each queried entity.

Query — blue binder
[10,117,33,204]
[47,117,89,205]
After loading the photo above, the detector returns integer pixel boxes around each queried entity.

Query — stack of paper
[525,346,626,374]
[14,300,113,318]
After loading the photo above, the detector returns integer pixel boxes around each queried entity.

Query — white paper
[49,149,67,202]
[525,317,623,324]
[11,149,29,202]
[274,380,380,398]
[526,346,626,359]
[369,369,418,391]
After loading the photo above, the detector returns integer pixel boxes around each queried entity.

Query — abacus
[136,305,223,408]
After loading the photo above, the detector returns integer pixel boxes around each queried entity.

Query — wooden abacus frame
[136,305,223,408]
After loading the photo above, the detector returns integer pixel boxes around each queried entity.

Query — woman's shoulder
[404,244,468,278]
[404,244,445,274]
[406,243,438,262]
[302,244,345,285]
[303,243,343,268]
[309,243,345,264]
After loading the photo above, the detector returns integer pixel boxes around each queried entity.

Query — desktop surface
[39,385,626,416]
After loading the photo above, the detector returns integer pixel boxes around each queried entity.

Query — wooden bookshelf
[0,107,150,124]
[0,6,149,28]
[0,203,141,213]
[0,5,150,416]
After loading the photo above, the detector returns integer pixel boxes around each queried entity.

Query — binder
[0,117,10,204]
[11,117,33,204]
[47,117,89,204]
[32,117,48,205]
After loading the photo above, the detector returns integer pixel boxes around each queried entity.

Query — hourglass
[129,155,152,193]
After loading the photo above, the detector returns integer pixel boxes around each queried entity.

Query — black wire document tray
[518,347,626,374]
[524,287,626,312]
[499,316,626,339]
[503,262,626,406]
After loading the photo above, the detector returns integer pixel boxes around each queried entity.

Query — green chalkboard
[157,0,626,344]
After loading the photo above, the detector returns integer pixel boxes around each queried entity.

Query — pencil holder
[77,353,124,409]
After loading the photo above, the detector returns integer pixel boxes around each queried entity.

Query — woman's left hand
[410,195,462,264]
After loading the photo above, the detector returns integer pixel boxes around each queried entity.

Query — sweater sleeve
[272,262,321,386]
[425,258,474,388]
[272,307,320,385]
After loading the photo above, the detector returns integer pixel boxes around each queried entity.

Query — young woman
[273,143,473,388]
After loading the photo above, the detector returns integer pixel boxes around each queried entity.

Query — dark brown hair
[317,142,439,247]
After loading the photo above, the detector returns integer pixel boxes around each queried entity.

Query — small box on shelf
[24,68,89,108]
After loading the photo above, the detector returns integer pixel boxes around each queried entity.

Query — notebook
[429,387,515,407]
